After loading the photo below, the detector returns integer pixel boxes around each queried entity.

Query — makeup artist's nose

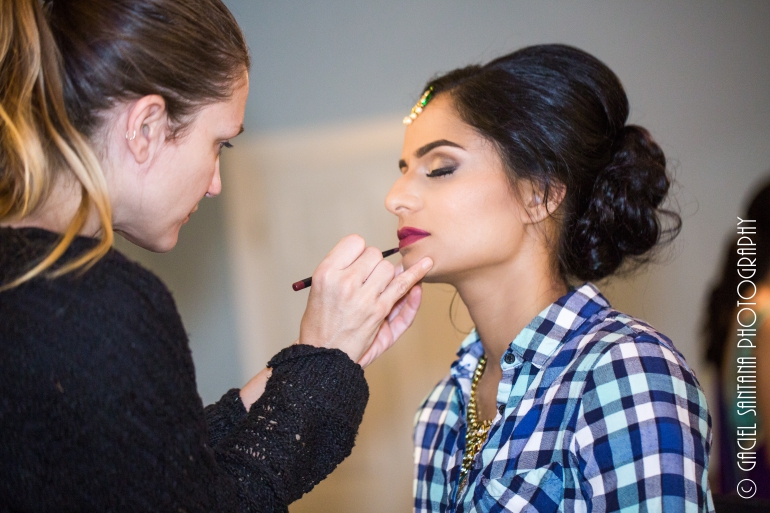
[385,173,421,215]
[206,160,222,198]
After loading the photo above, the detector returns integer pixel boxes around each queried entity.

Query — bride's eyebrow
[398,139,465,169]
[415,139,464,157]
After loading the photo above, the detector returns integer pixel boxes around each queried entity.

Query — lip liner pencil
[292,247,400,291]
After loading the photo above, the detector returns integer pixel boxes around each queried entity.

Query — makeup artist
[0,1,432,511]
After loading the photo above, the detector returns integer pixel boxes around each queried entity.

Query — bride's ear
[519,179,566,225]
[124,95,168,165]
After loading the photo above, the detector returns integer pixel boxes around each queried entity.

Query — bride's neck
[455,246,567,370]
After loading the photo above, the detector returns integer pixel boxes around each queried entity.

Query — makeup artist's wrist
[239,367,272,412]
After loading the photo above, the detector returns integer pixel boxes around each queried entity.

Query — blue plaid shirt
[413,283,713,512]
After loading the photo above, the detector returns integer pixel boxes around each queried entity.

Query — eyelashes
[426,166,456,178]
[218,141,234,155]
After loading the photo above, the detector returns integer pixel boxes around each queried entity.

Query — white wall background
[119,1,770,510]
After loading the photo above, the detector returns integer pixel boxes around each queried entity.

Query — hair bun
[567,125,680,281]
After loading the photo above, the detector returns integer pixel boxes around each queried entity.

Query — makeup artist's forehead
[198,73,249,137]
[400,94,480,159]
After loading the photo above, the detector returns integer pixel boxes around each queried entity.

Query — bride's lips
[397,227,431,249]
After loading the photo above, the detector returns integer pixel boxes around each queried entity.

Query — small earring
[126,130,136,141]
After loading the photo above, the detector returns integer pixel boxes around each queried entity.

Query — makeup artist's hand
[299,234,433,366]
[357,263,422,368]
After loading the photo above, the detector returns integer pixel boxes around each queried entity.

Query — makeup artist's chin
[118,226,182,253]
[149,231,181,253]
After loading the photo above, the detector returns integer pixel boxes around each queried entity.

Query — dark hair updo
[422,44,680,282]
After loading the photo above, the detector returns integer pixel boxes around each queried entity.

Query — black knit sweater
[0,227,369,512]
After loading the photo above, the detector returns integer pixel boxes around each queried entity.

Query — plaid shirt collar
[450,282,608,388]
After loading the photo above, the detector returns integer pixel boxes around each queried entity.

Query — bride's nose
[385,172,422,216]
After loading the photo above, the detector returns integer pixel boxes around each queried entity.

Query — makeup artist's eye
[218,141,234,155]
[426,166,456,178]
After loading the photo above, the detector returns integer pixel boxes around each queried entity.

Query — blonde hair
[1,0,249,290]
[0,0,112,290]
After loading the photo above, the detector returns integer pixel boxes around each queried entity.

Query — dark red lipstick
[397,227,431,250]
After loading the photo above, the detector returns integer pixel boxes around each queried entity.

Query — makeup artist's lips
[397,227,431,249]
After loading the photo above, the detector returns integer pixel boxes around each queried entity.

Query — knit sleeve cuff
[266,343,359,367]
[204,388,247,448]
[267,344,368,424]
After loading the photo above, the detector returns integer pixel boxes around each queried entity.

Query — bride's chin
[401,250,454,284]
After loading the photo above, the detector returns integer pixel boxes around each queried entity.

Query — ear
[519,179,567,225]
[124,95,168,164]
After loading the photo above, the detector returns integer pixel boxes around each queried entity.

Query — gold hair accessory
[403,86,434,125]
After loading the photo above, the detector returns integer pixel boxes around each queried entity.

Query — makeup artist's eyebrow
[398,139,465,169]
[237,125,245,135]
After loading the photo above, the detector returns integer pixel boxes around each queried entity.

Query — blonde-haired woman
[0,1,432,510]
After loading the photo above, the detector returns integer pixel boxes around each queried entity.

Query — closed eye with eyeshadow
[426,166,456,178]
[425,154,459,178]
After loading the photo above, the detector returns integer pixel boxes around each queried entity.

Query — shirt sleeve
[573,333,713,512]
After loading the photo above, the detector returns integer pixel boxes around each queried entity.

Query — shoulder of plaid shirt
[413,282,714,513]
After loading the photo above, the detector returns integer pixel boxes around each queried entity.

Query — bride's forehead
[401,123,489,163]
[402,101,475,149]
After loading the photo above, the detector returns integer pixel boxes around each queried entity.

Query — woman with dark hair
[703,179,770,498]
[389,44,712,511]
[0,0,431,511]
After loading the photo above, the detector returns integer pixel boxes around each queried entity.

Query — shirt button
[504,352,515,364]
[498,404,505,416]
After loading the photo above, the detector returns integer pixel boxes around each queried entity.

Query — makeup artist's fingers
[359,259,430,368]
[389,282,422,325]
[347,245,387,283]
[299,237,429,365]
[300,238,391,362]
[384,284,422,343]
[318,234,367,271]
[363,258,396,293]
[358,284,423,368]
[379,257,433,306]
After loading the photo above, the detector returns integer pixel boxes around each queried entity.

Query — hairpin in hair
[403,86,434,125]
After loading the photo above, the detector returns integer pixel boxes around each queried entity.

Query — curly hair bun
[568,125,679,281]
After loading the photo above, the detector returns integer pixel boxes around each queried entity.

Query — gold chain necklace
[458,355,493,494]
